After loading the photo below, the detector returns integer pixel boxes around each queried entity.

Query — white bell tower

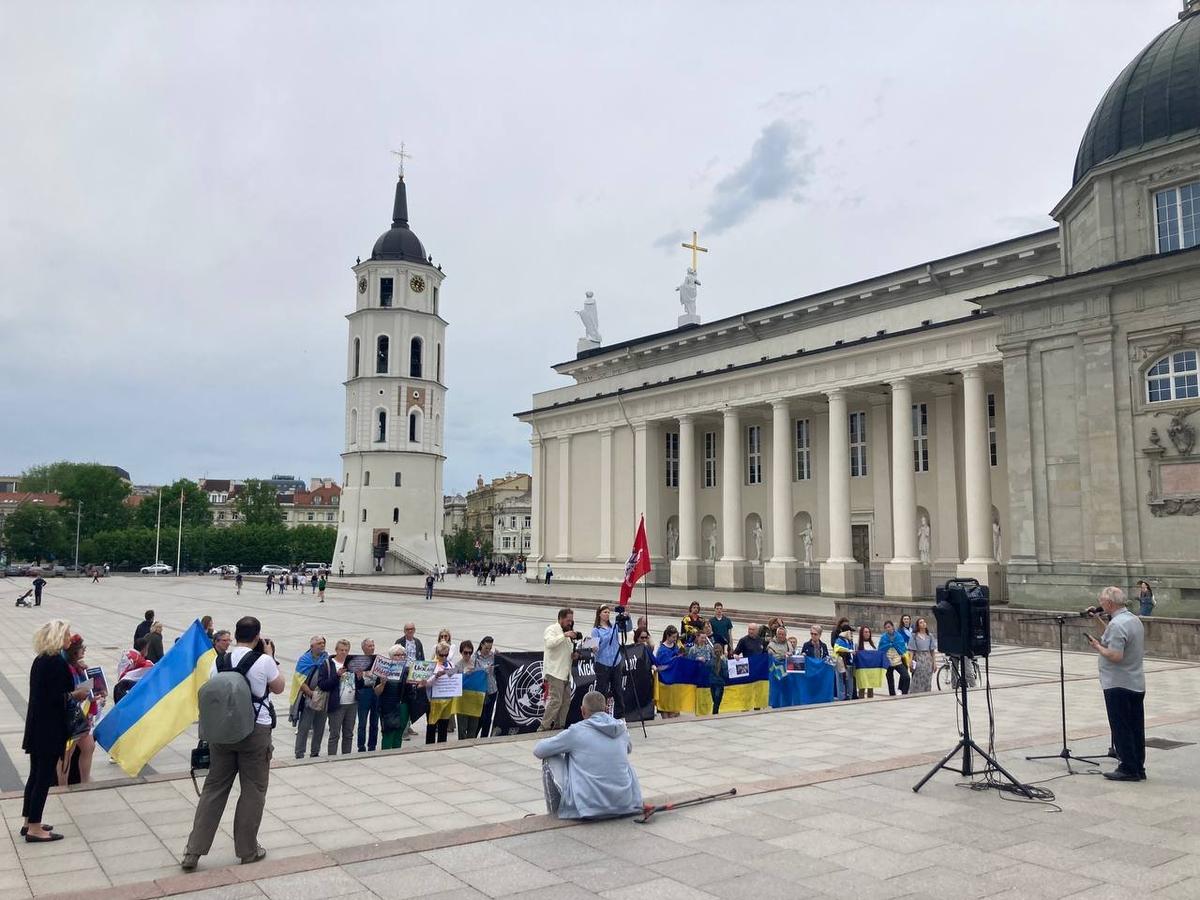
[334,170,447,575]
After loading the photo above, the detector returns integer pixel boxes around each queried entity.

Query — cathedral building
[517,4,1200,615]
[334,173,447,575]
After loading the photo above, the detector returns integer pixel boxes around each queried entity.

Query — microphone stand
[1020,613,1107,772]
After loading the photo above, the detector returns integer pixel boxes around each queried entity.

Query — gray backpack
[198,650,267,744]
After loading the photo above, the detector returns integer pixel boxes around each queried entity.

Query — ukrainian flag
[853,648,888,691]
[428,669,488,724]
[94,620,217,776]
[655,654,770,714]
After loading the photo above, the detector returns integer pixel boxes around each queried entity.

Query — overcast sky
[0,1,1183,494]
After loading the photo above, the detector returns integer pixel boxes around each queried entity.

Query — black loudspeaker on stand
[1021,613,1107,772]
[913,579,1033,798]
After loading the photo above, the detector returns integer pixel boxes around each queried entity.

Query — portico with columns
[516,226,1040,599]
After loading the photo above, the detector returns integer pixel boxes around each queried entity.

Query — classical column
[765,399,797,593]
[598,427,614,561]
[715,407,748,590]
[528,436,543,579]
[633,421,662,578]
[958,366,999,587]
[671,414,701,588]
[884,378,922,599]
[555,434,571,560]
[820,388,856,596]
[932,386,960,564]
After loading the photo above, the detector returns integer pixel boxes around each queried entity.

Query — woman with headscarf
[22,620,90,842]
[59,634,105,786]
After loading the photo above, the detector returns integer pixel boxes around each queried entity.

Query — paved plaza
[0,575,1195,898]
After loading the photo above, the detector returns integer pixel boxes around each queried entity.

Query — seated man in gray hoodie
[533,690,643,819]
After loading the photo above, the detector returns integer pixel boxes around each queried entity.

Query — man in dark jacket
[31,575,47,606]
[133,610,154,646]
[734,623,766,657]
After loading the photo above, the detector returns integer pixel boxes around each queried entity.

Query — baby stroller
[15,589,34,608]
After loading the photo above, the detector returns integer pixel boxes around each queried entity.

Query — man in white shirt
[1086,587,1147,782]
[539,608,577,732]
[182,616,284,870]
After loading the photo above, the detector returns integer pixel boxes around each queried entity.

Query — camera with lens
[614,604,632,635]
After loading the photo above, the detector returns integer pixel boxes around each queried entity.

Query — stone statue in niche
[752,521,764,563]
[993,521,1002,562]
[799,523,814,566]
[666,523,678,560]
[706,524,718,561]
[917,516,932,564]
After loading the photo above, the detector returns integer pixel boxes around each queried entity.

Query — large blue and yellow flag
[94,619,216,776]
[853,649,889,691]
[656,653,771,714]
[428,669,488,724]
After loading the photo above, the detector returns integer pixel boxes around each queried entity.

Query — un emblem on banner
[503,660,548,726]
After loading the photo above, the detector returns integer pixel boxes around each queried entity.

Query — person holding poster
[454,641,482,738]
[425,642,455,743]
[373,645,421,750]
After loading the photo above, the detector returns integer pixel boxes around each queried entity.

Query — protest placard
[430,672,463,698]
[85,666,109,696]
[786,655,806,673]
[727,657,750,679]
[407,660,436,683]
[372,657,406,681]
[345,654,375,674]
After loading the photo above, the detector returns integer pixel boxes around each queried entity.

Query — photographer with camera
[182,617,283,871]
[538,608,578,732]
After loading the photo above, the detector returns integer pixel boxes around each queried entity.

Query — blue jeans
[1139,599,1154,617]
[356,687,379,752]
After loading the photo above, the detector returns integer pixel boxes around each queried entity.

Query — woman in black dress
[23,619,89,842]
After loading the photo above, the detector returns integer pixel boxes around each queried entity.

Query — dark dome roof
[371,178,428,262]
[1074,9,1200,184]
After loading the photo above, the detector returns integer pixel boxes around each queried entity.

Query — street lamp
[73,500,82,573]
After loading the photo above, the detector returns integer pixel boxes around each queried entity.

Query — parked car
[4,564,30,577]
[140,562,173,575]
[260,564,288,575]
[302,563,327,575]
[209,564,240,576]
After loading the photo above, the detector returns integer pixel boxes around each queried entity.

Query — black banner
[491,646,654,735]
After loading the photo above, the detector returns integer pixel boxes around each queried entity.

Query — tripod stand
[913,655,1033,797]
[615,623,649,739]
[1022,613,1107,772]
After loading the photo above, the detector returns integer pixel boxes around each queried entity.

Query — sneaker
[180,854,199,871]
[240,845,267,864]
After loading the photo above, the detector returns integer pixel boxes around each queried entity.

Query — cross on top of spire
[391,143,412,178]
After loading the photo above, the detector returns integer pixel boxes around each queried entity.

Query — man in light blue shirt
[1087,586,1146,782]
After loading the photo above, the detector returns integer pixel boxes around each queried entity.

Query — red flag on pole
[619,516,652,605]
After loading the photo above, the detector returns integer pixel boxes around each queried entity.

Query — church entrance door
[851,525,870,568]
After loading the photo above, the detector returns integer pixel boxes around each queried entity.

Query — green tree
[21,462,132,536]
[136,479,211,529]
[2,504,71,562]
[233,480,284,527]
[288,526,337,565]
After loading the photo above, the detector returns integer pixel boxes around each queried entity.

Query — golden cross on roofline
[681,229,708,270]
[391,143,412,177]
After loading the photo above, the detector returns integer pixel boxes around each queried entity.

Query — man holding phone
[539,608,578,732]
[1086,587,1146,782]
[182,616,284,871]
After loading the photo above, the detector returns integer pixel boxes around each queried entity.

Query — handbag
[65,697,89,738]
[308,688,328,713]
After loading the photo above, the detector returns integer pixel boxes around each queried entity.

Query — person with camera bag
[182,616,283,871]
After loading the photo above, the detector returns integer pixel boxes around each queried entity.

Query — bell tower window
[380,277,393,307]
[410,337,423,378]
[376,335,389,374]
[376,410,387,443]
[353,338,360,378]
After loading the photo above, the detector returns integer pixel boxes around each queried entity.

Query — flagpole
[154,488,162,572]
[175,490,184,576]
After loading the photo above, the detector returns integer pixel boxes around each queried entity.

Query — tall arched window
[436,343,442,382]
[410,337,423,378]
[1147,349,1199,402]
[353,338,361,378]
[376,409,387,443]
[393,507,399,523]
[409,411,420,443]
[349,408,358,445]
[376,335,389,374]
